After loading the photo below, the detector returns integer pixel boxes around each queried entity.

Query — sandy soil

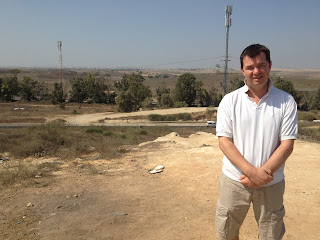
[54,107,209,125]
[1,130,319,240]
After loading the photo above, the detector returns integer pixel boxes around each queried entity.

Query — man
[215,44,298,240]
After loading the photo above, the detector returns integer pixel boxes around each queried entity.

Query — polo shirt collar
[240,78,273,95]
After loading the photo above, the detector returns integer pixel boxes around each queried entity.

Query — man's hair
[240,44,271,68]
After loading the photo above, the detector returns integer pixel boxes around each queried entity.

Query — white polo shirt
[216,80,298,186]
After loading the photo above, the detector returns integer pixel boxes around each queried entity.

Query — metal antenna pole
[223,5,232,96]
[58,41,64,86]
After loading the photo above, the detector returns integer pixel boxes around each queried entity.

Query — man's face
[241,52,272,93]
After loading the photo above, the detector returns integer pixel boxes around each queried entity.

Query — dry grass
[0,102,115,123]
[0,123,214,187]
[298,121,320,142]
[0,159,61,187]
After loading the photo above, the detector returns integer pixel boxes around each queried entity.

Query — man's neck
[246,83,269,104]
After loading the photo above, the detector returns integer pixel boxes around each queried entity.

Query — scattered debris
[202,144,211,147]
[92,154,101,160]
[27,202,34,207]
[35,151,46,158]
[88,146,96,152]
[35,172,42,178]
[13,107,25,111]
[149,165,164,174]
[0,157,9,163]
[110,212,128,216]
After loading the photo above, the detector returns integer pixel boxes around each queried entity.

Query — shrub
[139,129,147,135]
[103,131,114,136]
[173,101,188,108]
[148,114,164,121]
[85,127,103,133]
[148,113,191,121]
[176,113,192,121]
[0,160,61,186]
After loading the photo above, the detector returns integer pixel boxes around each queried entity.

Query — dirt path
[1,132,319,239]
[56,107,209,125]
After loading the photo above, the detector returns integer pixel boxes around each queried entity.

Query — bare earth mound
[0,132,319,239]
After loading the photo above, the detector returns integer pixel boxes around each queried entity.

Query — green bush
[165,115,176,121]
[176,113,192,121]
[139,129,147,135]
[148,114,164,121]
[173,101,188,108]
[148,113,191,121]
[103,131,114,136]
[85,127,103,133]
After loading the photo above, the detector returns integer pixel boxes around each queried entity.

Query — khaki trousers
[215,173,286,240]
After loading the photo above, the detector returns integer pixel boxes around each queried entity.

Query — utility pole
[58,41,64,86]
[223,5,232,96]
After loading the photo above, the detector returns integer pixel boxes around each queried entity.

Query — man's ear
[240,67,245,76]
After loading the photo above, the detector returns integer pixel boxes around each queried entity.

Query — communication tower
[223,5,232,95]
[58,41,64,85]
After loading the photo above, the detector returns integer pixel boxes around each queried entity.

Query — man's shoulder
[270,87,296,102]
[222,86,246,101]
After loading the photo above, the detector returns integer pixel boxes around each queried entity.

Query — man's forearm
[263,139,295,174]
[219,136,273,186]
[218,136,254,175]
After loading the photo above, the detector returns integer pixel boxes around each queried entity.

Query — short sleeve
[216,95,233,138]
[280,95,298,141]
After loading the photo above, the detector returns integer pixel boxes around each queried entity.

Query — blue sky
[1,0,320,69]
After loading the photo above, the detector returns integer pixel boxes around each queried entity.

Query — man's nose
[253,67,260,74]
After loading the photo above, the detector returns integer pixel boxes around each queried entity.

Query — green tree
[115,91,135,112]
[173,73,197,106]
[198,89,212,106]
[85,74,106,103]
[115,73,152,112]
[228,78,245,92]
[311,86,320,110]
[208,85,221,107]
[35,81,51,101]
[10,69,20,77]
[0,74,20,101]
[69,78,88,103]
[156,81,173,108]
[19,76,39,101]
[51,83,66,104]
[69,75,115,104]
[273,77,302,105]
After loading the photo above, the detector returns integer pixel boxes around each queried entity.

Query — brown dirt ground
[1,130,319,240]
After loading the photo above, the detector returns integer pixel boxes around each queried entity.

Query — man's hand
[240,167,273,188]
[239,175,259,188]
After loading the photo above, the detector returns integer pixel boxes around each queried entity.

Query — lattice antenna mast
[223,5,232,96]
[58,41,64,85]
